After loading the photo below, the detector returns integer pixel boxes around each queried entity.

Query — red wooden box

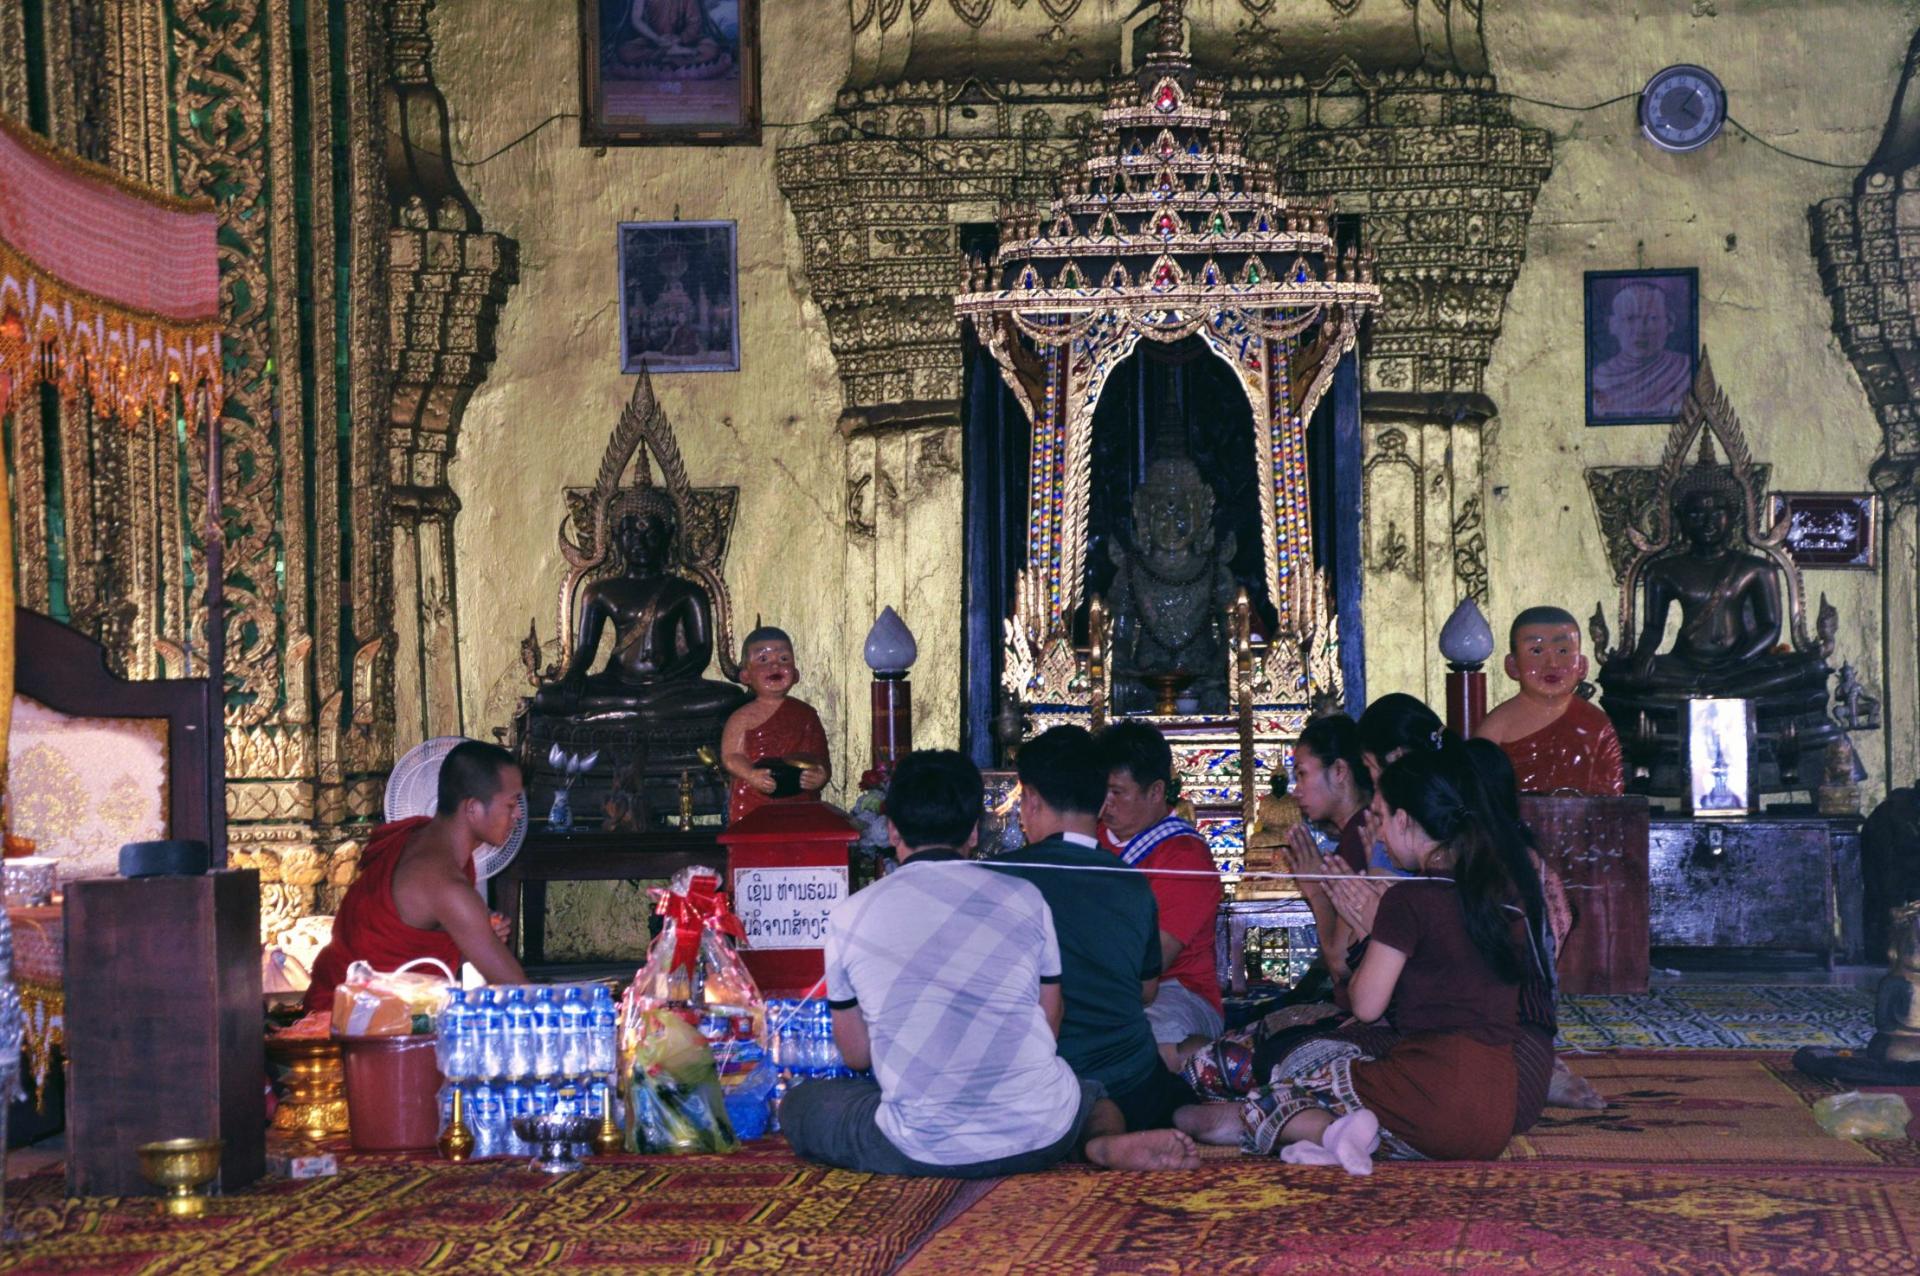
[718,802,858,998]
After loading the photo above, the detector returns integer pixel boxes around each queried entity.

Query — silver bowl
[510,1114,597,1174]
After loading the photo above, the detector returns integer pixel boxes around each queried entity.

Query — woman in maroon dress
[1178,735,1553,1162]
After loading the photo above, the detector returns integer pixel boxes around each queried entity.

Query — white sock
[1320,1110,1380,1176]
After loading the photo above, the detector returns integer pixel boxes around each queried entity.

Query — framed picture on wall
[578,0,761,146]
[1769,491,1878,570]
[618,220,740,374]
[1584,268,1699,425]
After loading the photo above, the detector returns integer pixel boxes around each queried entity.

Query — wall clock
[1639,64,1726,153]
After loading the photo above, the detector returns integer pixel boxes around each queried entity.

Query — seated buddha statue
[531,493,745,721]
[1597,441,1835,796]
[1601,472,1824,702]
[1108,456,1238,715]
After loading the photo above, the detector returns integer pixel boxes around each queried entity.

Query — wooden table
[491,828,726,964]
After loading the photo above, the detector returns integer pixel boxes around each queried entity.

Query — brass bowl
[136,1138,224,1218]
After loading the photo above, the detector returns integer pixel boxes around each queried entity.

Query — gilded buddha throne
[954,2,1380,871]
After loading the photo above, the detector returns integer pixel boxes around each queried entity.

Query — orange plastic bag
[330,957,453,1038]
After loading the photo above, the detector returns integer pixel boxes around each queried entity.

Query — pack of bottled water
[763,997,873,1133]
[434,982,622,1158]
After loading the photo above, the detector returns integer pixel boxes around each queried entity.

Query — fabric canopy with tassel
[0,108,224,842]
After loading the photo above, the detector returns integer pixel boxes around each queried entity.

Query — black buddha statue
[533,493,743,719]
[1108,455,1237,715]
[1598,439,1837,797]
[519,486,744,825]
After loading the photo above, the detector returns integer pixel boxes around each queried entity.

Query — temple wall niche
[1480,0,1911,805]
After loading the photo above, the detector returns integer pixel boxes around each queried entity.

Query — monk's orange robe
[727,696,830,825]
[1498,696,1625,796]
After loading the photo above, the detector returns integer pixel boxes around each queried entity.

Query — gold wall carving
[845,0,1492,88]
[1811,24,1920,790]
[385,1,520,754]
[0,1,429,927]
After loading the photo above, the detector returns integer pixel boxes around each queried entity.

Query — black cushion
[118,839,211,878]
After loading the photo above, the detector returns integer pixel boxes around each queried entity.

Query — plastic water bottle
[559,986,590,1077]
[588,986,617,1076]
[502,1081,530,1155]
[504,988,534,1079]
[532,988,562,1078]
[469,1083,499,1158]
[436,987,470,1078]
[476,989,507,1080]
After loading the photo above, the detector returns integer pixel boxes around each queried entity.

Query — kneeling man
[781,749,1197,1176]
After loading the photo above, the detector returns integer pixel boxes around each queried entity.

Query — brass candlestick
[591,1082,623,1157]
[438,1085,474,1163]
[678,769,695,831]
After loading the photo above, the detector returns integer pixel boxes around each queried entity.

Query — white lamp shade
[864,606,918,674]
[1438,597,1495,666]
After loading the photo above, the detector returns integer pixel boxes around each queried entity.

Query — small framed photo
[1685,697,1753,819]
[1769,491,1878,571]
[579,0,761,146]
[618,221,739,374]
[1585,268,1699,425]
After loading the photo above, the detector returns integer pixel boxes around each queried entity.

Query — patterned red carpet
[900,1052,1920,1275]
[2,1053,1915,1275]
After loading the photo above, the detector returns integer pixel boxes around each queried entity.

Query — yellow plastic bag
[1812,1090,1913,1140]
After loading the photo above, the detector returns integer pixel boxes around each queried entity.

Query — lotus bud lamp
[865,608,916,768]
[1439,598,1494,738]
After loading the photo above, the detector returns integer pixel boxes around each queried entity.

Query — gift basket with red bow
[619,866,772,1152]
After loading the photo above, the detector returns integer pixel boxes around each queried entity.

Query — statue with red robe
[1477,606,1625,796]
[720,626,831,824]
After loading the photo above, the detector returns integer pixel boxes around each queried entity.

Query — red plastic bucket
[337,1034,444,1151]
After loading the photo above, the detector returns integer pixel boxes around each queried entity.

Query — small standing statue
[719,627,831,825]
[1476,607,1624,796]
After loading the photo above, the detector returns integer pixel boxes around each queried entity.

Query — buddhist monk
[303,741,527,1013]
[721,626,831,824]
[1476,606,1624,797]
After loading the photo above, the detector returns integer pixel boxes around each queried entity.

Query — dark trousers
[781,1077,1102,1178]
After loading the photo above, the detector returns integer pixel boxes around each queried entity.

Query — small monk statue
[531,494,744,720]
[720,626,831,825]
[1476,606,1625,796]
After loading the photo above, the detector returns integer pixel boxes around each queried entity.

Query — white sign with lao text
[732,865,849,950]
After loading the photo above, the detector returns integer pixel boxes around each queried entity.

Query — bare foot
[1547,1057,1606,1110]
[1085,1128,1201,1171]
[1174,1102,1245,1146]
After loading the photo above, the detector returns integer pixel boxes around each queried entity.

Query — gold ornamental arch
[955,5,1379,709]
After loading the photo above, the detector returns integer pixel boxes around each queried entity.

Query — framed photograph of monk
[1769,491,1878,571]
[618,220,740,373]
[579,0,761,146]
[1584,268,1699,425]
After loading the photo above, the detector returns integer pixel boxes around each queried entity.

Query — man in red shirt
[1097,721,1224,1067]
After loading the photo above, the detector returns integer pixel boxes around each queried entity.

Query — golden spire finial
[1156,0,1185,56]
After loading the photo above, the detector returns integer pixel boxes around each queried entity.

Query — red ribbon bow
[651,872,746,973]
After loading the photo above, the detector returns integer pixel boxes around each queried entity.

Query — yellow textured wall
[436,0,862,762]
[436,0,1914,879]
[1481,0,1913,802]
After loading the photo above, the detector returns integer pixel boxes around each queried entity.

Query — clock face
[1640,65,1726,153]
